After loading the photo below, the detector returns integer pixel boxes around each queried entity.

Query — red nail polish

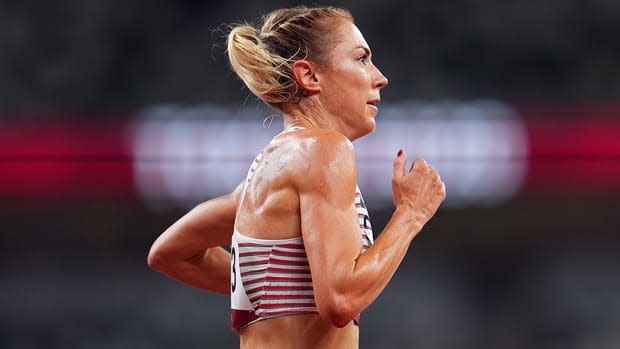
[397,149,403,156]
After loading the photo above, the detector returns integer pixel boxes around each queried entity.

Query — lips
[367,99,380,112]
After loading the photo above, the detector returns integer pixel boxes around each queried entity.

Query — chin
[351,119,376,141]
[367,114,377,130]
[366,118,377,133]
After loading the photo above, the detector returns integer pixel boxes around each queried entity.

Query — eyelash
[358,54,368,65]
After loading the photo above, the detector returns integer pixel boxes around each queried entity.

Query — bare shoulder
[288,128,357,193]
[295,128,354,163]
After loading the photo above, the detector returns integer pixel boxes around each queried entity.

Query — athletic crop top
[230,130,375,332]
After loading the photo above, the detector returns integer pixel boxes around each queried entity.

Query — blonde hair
[226,6,353,109]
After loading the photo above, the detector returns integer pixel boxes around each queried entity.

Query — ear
[292,60,321,94]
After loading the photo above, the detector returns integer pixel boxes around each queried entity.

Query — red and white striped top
[230,187,374,331]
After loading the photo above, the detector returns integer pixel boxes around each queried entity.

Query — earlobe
[292,60,321,93]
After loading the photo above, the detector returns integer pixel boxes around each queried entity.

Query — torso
[231,127,373,347]
[239,313,359,349]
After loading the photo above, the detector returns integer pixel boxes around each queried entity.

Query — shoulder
[296,128,355,162]
[289,128,357,192]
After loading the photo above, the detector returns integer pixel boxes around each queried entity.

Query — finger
[439,180,447,200]
[410,157,427,173]
[429,165,440,181]
[393,149,406,180]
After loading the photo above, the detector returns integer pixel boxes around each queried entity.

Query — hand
[392,150,446,227]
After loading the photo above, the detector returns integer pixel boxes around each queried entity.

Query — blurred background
[1,0,619,348]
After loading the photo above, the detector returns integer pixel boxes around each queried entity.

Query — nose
[373,66,388,90]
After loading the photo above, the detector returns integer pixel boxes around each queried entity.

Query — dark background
[1,1,619,348]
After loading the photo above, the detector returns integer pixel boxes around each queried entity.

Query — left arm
[147,183,242,294]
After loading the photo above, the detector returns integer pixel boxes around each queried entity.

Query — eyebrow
[355,45,371,56]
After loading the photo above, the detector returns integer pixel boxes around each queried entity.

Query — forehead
[332,21,370,53]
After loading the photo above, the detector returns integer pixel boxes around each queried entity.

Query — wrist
[392,206,425,235]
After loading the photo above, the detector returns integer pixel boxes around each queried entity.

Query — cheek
[321,65,368,109]
[337,72,366,101]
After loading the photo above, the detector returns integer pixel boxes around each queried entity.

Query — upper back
[234,127,353,240]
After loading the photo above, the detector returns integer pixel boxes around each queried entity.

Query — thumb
[393,149,406,180]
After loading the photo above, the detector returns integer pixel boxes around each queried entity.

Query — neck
[279,96,367,141]
[281,97,337,132]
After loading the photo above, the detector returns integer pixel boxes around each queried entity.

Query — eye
[357,54,368,65]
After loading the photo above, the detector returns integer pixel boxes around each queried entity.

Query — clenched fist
[392,150,446,227]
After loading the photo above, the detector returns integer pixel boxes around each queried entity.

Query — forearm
[153,247,231,294]
[148,190,240,294]
[341,155,445,314]
[338,208,423,316]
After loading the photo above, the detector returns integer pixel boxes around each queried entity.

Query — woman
[148,6,446,349]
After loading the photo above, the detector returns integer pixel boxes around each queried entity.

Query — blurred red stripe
[0,121,134,198]
[524,117,620,194]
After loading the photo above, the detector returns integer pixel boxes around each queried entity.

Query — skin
[148,18,446,349]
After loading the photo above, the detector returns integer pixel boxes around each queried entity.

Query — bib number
[231,246,237,293]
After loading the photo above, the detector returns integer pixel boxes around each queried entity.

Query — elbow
[317,294,358,328]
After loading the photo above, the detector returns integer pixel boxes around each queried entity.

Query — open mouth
[367,99,380,110]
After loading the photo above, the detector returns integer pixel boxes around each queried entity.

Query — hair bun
[226,7,353,108]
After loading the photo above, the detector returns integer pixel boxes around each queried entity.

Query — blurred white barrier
[132,100,527,210]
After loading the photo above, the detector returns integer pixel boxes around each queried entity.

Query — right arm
[296,133,445,327]
[147,182,243,294]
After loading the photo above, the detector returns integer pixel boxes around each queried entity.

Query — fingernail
[397,149,403,156]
